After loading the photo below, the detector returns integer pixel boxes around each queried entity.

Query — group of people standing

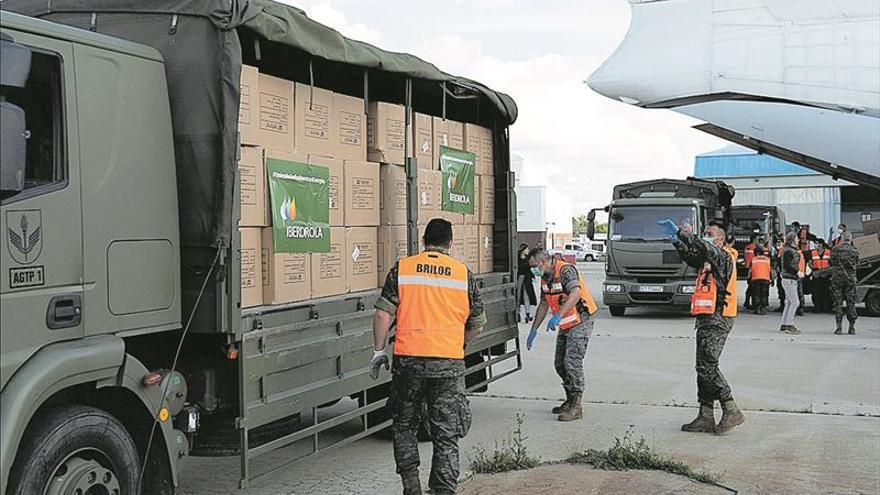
[741,222,861,335]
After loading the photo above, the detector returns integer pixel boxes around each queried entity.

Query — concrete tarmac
[180,263,879,495]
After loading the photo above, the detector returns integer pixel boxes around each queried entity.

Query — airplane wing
[588,0,880,188]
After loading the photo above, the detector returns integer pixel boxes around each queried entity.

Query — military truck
[0,3,521,493]
[587,178,734,316]
[730,205,786,277]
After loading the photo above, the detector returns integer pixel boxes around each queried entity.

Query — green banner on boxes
[439,145,476,214]
[267,157,330,253]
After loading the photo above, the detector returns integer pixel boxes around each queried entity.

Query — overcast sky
[285,0,729,227]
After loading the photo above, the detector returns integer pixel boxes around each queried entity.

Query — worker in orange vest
[658,218,744,435]
[743,236,757,310]
[370,218,485,495]
[526,247,598,422]
[749,246,773,314]
[809,239,833,312]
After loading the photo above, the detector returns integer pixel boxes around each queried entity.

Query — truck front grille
[624,267,679,277]
[630,293,674,303]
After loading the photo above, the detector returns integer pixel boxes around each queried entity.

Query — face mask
[838,228,844,233]
[702,235,715,244]
[530,267,543,277]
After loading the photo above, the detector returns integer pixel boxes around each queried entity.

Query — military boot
[681,403,715,433]
[714,399,745,435]
[848,322,856,335]
[552,390,571,414]
[834,322,842,335]
[558,393,583,421]
[400,470,422,495]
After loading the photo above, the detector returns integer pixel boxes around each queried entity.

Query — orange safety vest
[691,247,738,317]
[750,256,772,281]
[394,251,470,359]
[540,260,598,331]
[810,249,830,270]
[744,243,756,267]
[798,252,806,273]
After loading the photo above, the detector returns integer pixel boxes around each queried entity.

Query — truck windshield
[610,206,696,242]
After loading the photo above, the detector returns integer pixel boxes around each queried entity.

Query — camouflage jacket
[375,247,486,377]
[673,231,735,329]
[830,244,860,281]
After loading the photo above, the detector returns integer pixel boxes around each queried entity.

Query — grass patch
[567,426,721,484]
[469,412,541,474]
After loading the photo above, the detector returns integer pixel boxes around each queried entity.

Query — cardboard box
[261,229,311,305]
[478,225,494,274]
[432,117,464,166]
[417,170,441,224]
[479,175,495,225]
[853,233,880,260]
[347,227,378,292]
[239,65,260,146]
[368,102,406,165]
[295,83,332,155]
[311,227,347,298]
[258,74,295,153]
[464,124,493,175]
[239,146,267,227]
[378,226,408,286]
[332,92,367,161]
[451,225,466,262]
[309,155,344,226]
[379,163,407,226]
[239,228,263,308]
[414,112,434,170]
[463,225,480,273]
[463,174,481,225]
[344,161,380,226]
[863,219,880,235]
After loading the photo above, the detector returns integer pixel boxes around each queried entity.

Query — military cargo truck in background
[0,3,521,493]
[730,205,786,277]
[587,178,734,317]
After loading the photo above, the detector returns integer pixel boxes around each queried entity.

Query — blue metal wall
[694,151,818,178]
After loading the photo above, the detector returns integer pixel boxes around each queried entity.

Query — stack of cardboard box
[465,124,495,274]
[237,65,379,307]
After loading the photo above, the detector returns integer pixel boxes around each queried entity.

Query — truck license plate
[638,285,663,293]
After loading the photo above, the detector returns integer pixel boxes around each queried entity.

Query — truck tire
[7,404,141,495]
[865,289,880,317]
[584,255,595,262]
[609,306,626,317]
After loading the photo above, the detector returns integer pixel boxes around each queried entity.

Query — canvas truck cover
[3,0,518,249]
[612,178,734,208]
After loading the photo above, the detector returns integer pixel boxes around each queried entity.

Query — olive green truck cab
[587,178,734,316]
[0,4,521,493]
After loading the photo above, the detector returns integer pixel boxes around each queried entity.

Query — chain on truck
[0,2,523,493]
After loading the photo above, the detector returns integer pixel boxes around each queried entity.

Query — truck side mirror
[0,39,32,200]
[586,209,596,240]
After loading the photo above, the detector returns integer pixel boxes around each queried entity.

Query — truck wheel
[609,306,626,317]
[8,404,140,495]
[865,289,880,317]
[584,255,595,262]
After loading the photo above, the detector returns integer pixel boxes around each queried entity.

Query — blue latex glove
[657,219,680,240]
[526,328,538,350]
[547,313,562,331]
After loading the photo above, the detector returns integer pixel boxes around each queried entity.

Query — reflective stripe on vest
[395,251,470,359]
[723,246,738,318]
[540,261,598,331]
[810,250,830,270]
[750,256,772,281]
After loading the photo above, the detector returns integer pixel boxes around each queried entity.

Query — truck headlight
[605,284,623,293]
[680,285,695,294]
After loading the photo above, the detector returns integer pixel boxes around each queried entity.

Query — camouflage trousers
[831,277,858,325]
[695,324,732,405]
[391,372,471,495]
[554,315,593,394]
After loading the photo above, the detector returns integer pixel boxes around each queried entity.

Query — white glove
[369,348,390,380]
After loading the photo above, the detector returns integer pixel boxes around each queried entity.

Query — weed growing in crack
[468,412,540,474]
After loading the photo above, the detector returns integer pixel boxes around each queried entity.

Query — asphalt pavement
[179,262,880,495]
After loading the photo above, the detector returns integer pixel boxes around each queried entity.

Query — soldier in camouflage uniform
[525,248,596,422]
[370,219,485,495]
[659,219,744,435]
[830,232,860,335]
